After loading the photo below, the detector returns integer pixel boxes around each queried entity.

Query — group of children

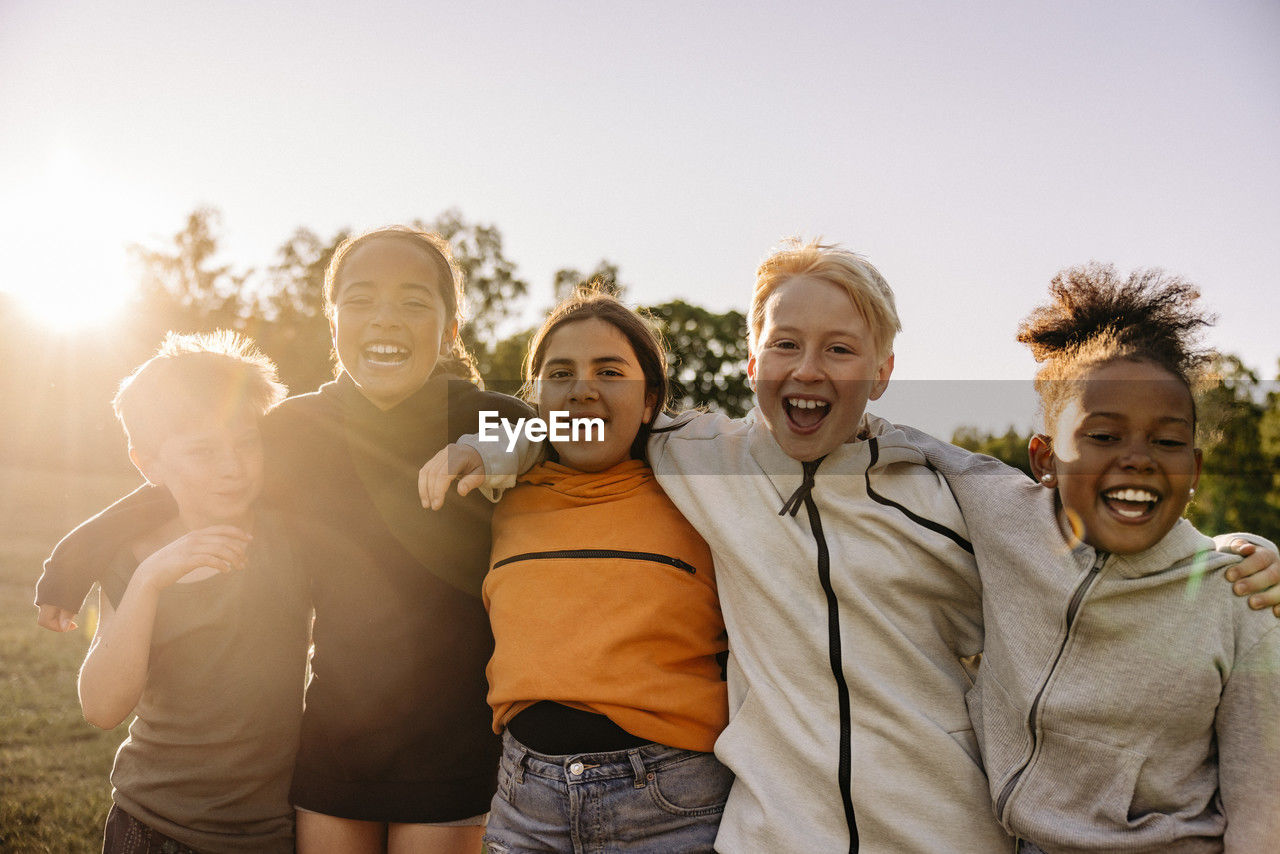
[35,228,1280,853]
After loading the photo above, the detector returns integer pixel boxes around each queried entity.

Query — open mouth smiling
[784,397,829,431]
[363,342,410,366]
[1101,486,1161,520]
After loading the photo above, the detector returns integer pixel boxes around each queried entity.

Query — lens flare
[0,146,159,332]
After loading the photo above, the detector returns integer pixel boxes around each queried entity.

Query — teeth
[366,343,408,355]
[787,398,828,410]
[1105,488,1158,503]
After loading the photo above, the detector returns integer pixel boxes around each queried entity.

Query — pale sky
[2,0,1277,437]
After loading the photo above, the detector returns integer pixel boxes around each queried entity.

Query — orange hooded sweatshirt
[484,459,728,752]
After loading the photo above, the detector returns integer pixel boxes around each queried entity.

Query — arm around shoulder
[36,483,177,623]
[645,408,746,471]
[1215,535,1280,617]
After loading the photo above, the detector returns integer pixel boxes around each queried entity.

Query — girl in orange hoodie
[422,287,731,853]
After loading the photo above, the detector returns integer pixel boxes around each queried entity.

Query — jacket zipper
[787,457,859,853]
[995,550,1108,819]
[491,549,697,574]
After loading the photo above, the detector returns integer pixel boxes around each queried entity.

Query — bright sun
[0,148,158,333]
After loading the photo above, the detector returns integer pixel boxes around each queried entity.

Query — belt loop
[628,749,648,789]
[514,747,528,784]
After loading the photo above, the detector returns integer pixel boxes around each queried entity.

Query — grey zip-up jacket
[468,411,1014,852]
[911,430,1280,853]
[647,412,1016,853]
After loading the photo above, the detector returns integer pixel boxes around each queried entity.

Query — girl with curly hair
[919,263,1280,853]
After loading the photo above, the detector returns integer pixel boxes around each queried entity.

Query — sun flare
[0,147,159,333]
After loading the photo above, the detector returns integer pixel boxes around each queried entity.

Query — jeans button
[569,761,584,775]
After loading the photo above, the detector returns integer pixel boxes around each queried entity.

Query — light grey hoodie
[644,412,1016,853]
[910,429,1280,853]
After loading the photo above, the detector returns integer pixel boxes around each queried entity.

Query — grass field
[0,466,141,852]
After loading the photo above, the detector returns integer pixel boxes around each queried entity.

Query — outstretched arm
[419,430,545,509]
[35,483,177,631]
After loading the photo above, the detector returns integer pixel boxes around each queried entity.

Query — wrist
[128,567,168,598]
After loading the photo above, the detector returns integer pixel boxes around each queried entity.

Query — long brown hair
[523,285,671,462]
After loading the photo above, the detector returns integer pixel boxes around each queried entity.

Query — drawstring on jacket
[779,457,826,517]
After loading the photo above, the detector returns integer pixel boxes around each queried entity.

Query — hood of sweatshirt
[1069,515,1238,581]
[519,458,653,499]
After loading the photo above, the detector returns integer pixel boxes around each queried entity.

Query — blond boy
[79,332,309,854]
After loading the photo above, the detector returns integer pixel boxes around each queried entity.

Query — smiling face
[330,237,455,410]
[536,317,657,473]
[133,403,265,531]
[1031,358,1202,554]
[748,275,894,462]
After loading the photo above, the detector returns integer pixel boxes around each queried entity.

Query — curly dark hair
[1017,262,1215,433]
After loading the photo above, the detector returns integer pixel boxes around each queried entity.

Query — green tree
[480,326,537,396]
[255,226,349,394]
[423,210,529,378]
[127,207,248,338]
[1190,356,1278,540]
[553,261,624,302]
[951,426,1034,477]
[645,300,753,416]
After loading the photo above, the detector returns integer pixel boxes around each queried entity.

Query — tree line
[5,206,1276,539]
[1,208,751,478]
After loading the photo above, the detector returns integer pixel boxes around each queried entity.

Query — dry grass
[0,466,140,852]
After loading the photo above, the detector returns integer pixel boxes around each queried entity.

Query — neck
[178,510,255,534]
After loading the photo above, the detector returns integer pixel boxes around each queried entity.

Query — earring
[1188,487,1196,499]
[1040,473,1055,485]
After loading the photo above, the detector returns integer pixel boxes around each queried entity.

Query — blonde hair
[113,330,287,454]
[325,225,480,383]
[750,237,901,359]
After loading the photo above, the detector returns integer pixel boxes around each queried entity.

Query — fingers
[36,603,78,632]
[190,544,248,573]
[183,527,253,571]
[1224,540,1257,581]
[1231,564,1279,597]
[142,528,254,588]
[1222,542,1280,613]
[456,471,485,498]
[1244,571,1280,612]
[184,529,253,568]
[421,444,483,510]
[419,449,454,510]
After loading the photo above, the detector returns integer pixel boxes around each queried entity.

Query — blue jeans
[484,731,733,853]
